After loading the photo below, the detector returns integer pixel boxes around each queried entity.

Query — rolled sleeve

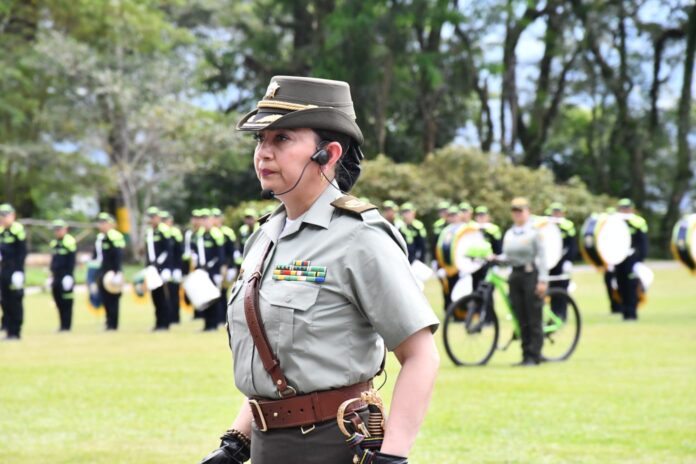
[342,221,439,351]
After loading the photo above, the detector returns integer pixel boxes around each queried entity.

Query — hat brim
[237,107,364,145]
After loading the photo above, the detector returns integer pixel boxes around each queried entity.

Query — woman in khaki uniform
[199,76,440,464]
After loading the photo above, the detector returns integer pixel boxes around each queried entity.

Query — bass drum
[671,214,696,272]
[533,217,563,270]
[435,223,488,276]
[580,213,632,267]
[183,269,222,310]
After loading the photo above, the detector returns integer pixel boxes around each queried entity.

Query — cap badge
[265,81,280,99]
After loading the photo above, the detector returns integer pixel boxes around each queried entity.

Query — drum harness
[243,240,387,451]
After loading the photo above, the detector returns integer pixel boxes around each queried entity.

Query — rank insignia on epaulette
[273,260,327,283]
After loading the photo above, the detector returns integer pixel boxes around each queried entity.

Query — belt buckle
[249,399,268,432]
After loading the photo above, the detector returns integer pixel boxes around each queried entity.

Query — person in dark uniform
[161,211,183,324]
[546,202,577,319]
[381,200,402,229]
[458,202,473,224]
[501,198,549,366]
[398,202,427,264]
[615,199,648,321]
[199,76,439,464]
[49,219,77,332]
[601,207,621,314]
[212,207,240,301]
[183,209,202,316]
[195,208,225,331]
[237,209,259,261]
[145,207,173,331]
[430,201,450,260]
[94,213,125,331]
[472,205,502,291]
[0,204,27,340]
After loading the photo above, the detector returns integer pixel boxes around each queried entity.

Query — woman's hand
[535,281,548,298]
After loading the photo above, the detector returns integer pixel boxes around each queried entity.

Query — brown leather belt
[249,381,371,432]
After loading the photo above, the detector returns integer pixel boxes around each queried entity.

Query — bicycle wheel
[443,294,499,366]
[541,288,581,361]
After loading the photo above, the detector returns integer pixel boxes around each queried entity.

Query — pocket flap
[263,282,320,311]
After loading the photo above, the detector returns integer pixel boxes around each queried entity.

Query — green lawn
[1,264,695,463]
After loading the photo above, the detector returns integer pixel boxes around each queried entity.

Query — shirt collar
[261,186,343,242]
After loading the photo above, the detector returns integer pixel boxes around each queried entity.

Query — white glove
[233,250,242,261]
[226,268,238,282]
[45,276,54,288]
[156,252,168,265]
[431,260,439,271]
[111,272,123,286]
[436,268,447,280]
[213,274,223,288]
[172,269,182,283]
[191,253,198,268]
[11,271,24,290]
[61,275,74,292]
[160,268,172,282]
[562,261,573,274]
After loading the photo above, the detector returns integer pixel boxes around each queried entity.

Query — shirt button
[285,295,292,303]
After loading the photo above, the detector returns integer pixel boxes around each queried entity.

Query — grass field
[1,264,695,463]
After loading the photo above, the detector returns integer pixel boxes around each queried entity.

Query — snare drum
[533,217,563,270]
[580,213,632,268]
[671,214,696,272]
[183,269,222,310]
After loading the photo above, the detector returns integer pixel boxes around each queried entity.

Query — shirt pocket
[262,282,320,354]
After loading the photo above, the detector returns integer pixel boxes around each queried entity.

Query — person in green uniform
[212,207,240,292]
[381,200,401,229]
[430,201,450,261]
[49,220,77,332]
[199,76,439,464]
[238,208,259,260]
[546,202,577,319]
[501,198,548,366]
[398,202,427,264]
[472,206,502,291]
[94,213,126,331]
[161,211,184,324]
[615,199,648,320]
[145,207,173,331]
[458,202,473,224]
[0,204,27,340]
[196,209,226,331]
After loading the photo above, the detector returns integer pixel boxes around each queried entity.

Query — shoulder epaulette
[107,229,126,247]
[63,234,77,252]
[10,222,26,240]
[330,195,378,215]
[258,213,272,225]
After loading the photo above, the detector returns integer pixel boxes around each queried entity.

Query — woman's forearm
[380,329,440,456]
[231,399,254,437]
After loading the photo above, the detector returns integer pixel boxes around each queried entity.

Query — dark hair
[314,129,362,192]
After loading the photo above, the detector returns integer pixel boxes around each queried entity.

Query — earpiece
[311,148,330,166]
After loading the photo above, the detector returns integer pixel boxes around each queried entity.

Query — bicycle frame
[482,266,567,341]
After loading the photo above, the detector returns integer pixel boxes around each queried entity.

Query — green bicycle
[443,264,581,366]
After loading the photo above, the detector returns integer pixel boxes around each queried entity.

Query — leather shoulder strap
[243,241,294,397]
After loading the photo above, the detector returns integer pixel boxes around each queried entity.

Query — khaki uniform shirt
[227,187,439,399]
[502,219,549,281]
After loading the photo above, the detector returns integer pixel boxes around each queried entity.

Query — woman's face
[511,207,530,225]
[253,128,318,193]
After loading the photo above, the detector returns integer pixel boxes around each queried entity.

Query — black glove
[348,433,408,463]
[199,430,250,464]
[354,450,408,463]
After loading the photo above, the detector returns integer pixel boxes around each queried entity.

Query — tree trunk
[660,4,695,251]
